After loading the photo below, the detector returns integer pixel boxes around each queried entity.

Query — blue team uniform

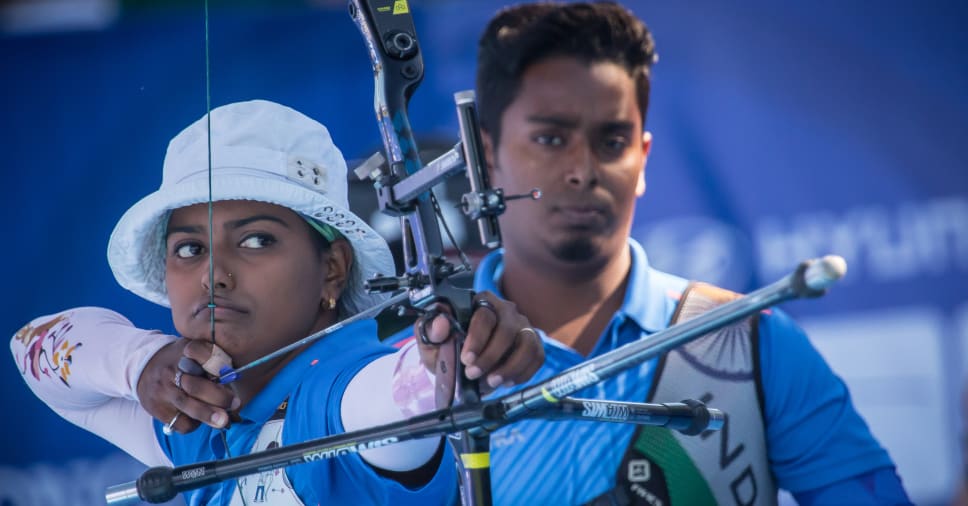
[470,240,910,505]
[154,319,457,506]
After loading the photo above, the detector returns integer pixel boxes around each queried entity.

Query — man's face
[486,56,651,271]
[164,200,332,367]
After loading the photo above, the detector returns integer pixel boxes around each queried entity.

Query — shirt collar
[623,238,674,333]
[474,238,672,335]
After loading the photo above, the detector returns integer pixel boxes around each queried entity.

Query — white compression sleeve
[10,307,175,466]
[340,339,439,472]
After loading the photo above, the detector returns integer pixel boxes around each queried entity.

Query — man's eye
[240,234,275,249]
[174,243,203,259]
[534,134,565,147]
[604,137,629,152]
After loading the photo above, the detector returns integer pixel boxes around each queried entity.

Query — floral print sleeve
[10,307,177,466]
[14,312,81,387]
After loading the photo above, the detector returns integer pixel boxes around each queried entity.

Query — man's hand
[416,291,543,392]
[136,339,240,435]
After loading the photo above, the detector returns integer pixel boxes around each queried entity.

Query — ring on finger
[515,327,539,341]
[493,326,537,368]
[173,370,184,390]
[418,309,452,346]
[472,298,499,320]
[163,412,181,436]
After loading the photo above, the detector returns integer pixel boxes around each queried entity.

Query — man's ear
[323,239,354,297]
[636,131,653,197]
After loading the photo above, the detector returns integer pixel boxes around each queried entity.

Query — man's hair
[477,1,657,146]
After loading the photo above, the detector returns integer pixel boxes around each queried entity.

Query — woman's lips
[193,300,248,320]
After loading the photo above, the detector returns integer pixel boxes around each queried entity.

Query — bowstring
[204,0,215,347]
[202,2,249,504]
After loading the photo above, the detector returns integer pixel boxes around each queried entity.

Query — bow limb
[349,2,492,504]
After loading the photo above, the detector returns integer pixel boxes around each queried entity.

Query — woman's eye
[174,243,203,259]
[240,234,275,249]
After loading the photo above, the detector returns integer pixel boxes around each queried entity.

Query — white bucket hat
[107,99,395,316]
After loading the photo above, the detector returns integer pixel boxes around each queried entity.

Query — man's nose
[564,142,599,188]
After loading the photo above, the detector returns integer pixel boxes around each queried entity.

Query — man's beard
[551,237,598,263]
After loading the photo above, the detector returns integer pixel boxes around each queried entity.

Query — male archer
[462,3,912,504]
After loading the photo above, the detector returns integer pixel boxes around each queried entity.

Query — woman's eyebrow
[166,224,203,238]
[226,214,291,230]
[166,215,290,239]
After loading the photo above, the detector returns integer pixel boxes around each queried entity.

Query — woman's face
[164,200,348,367]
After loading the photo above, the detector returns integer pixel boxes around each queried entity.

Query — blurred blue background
[2,1,966,504]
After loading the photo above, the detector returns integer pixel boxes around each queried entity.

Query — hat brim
[107,174,395,315]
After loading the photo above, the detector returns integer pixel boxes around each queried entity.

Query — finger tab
[202,344,233,376]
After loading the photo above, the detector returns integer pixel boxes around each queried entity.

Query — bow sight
[347,0,522,312]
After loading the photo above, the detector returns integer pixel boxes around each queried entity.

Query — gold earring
[324,297,336,311]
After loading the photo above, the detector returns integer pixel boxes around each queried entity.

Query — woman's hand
[416,291,544,392]
[136,339,240,434]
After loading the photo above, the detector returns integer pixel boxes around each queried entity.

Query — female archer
[11,99,542,505]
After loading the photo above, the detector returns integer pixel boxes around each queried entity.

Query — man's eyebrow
[526,115,579,128]
[526,116,636,132]
[600,120,636,132]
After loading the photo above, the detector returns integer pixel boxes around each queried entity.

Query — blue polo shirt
[154,319,457,506]
[474,240,904,505]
